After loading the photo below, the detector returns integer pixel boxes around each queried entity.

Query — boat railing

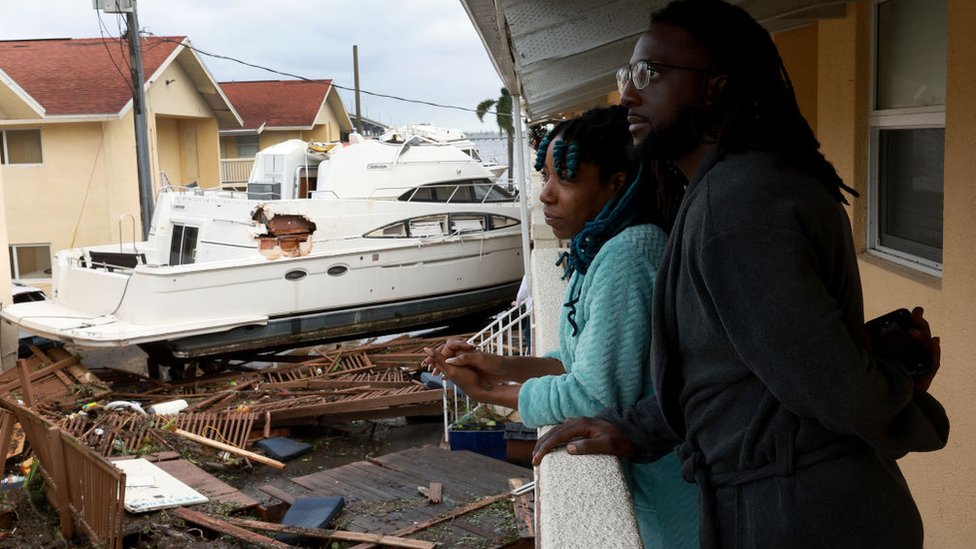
[152,181,519,204]
[157,184,251,200]
[66,253,143,274]
[441,299,533,441]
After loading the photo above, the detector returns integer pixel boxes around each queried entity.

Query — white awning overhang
[461,0,856,123]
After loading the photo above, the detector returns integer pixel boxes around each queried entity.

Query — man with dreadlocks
[425,105,699,548]
[534,1,948,548]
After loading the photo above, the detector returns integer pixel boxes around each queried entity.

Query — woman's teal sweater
[519,223,699,549]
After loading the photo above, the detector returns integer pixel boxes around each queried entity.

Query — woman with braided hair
[424,105,699,549]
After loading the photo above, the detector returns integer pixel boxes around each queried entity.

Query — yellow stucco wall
[786,2,974,546]
[259,130,303,151]
[147,60,216,118]
[195,117,220,188]
[219,135,237,158]
[313,100,343,142]
[2,121,137,270]
[0,164,15,370]
[155,117,182,187]
[773,23,819,136]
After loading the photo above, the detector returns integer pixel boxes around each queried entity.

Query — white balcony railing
[440,300,532,439]
[220,158,255,185]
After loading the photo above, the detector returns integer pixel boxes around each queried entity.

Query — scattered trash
[0,474,24,490]
[145,398,188,415]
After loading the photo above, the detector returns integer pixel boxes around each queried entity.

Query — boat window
[169,224,199,265]
[398,179,513,203]
[364,221,408,238]
[490,215,520,230]
[408,215,448,237]
[472,182,513,203]
[366,213,516,239]
[450,214,487,234]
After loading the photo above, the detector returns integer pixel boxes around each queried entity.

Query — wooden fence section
[60,412,257,457]
[0,397,125,548]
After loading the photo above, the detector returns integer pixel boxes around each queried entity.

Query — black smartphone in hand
[865,308,932,378]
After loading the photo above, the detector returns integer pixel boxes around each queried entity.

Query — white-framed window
[9,244,52,280]
[0,128,43,165]
[868,0,947,274]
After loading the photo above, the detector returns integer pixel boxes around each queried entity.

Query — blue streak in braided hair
[534,133,552,172]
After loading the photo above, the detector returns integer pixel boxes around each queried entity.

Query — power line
[141,32,512,119]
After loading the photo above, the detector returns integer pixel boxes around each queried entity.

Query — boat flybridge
[379,124,508,179]
[1,135,524,364]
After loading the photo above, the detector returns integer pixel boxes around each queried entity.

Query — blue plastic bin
[448,425,507,460]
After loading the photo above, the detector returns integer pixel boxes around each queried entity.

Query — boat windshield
[398,179,514,203]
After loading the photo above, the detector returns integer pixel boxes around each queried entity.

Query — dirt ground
[0,343,451,548]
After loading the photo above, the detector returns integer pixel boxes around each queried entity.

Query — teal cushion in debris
[277,496,345,544]
[254,437,313,462]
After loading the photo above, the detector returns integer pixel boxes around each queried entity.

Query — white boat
[1,136,524,361]
[379,124,508,179]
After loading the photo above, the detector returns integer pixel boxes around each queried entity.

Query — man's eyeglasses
[616,60,712,95]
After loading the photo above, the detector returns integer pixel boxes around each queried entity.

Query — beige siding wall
[780,3,974,546]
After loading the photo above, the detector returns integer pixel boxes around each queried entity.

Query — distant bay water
[468,133,531,183]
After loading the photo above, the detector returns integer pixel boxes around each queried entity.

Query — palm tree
[476,87,515,179]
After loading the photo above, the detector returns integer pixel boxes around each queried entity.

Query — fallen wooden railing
[0,397,125,548]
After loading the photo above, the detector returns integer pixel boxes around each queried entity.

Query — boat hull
[153,280,519,358]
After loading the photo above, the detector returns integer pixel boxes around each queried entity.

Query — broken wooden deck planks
[346,490,516,549]
[370,446,527,495]
[218,516,436,549]
[153,458,260,510]
[291,445,530,548]
[170,507,289,549]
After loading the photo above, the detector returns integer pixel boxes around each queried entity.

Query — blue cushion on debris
[277,496,345,544]
[254,437,313,462]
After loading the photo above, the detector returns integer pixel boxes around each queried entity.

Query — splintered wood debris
[0,333,538,548]
[25,334,458,462]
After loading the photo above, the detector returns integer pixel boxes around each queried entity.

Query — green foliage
[476,88,514,138]
[476,87,517,178]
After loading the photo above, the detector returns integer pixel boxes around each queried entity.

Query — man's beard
[633,103,707,163]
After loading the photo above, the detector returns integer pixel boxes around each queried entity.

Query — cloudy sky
[0,0,508,132]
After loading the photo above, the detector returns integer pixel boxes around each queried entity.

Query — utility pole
[353,45,363,135]
[93,0,154,239]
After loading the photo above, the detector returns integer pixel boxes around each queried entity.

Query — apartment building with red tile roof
[216,80,351,185]
[0,36,241,290]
